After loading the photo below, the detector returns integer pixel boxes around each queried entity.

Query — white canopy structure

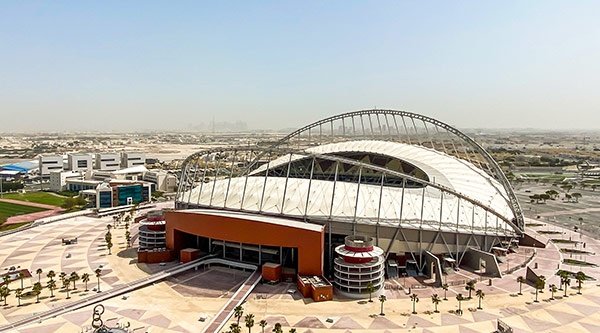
[175,110,524,267]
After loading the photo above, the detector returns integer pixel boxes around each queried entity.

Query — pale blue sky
[1,1,599,132]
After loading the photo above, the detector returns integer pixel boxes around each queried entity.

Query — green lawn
[2,192,69,207]
[0,201,48,224]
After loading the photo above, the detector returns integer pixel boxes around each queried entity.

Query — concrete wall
[462,247,502,278]
[423,250,443,287]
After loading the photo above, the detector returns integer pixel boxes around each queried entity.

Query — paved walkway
[203,270,261,333]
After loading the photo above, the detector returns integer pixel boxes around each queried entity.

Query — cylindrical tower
[138,210,166,250]
[333,235,385,298]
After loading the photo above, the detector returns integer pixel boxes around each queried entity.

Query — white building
[49,171,83,192]
[144,170,177,192]
[67,153,93,174]
[95,153,121,171]
[121,152,145,168]
[38,155,64,177]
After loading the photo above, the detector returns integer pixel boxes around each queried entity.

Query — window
[77,160,88,168]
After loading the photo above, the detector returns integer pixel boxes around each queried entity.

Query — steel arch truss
[258,109,524,231]
[176,146,522,238]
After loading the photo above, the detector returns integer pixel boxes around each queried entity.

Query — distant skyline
[1,1,599,132]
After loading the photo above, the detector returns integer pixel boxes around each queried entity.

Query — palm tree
[410,293,419,314]
[95,269,102,293]
[36,268,43,283]
[431,294,441,313]
[549,284,557,300]
[47,270,55,282]
[0,286,9,306]
[465,280,476,299]
[32,282,43,303]
[538,275,546,293]
[366,281,375,302]
[517,276,525,295]
[441,283,449,300]
[63,277,71,299]
[456,293,465,315]
[229,323,241,333]
[475,289,485,310]
[379,294,387,316]
[15,288,23,307]
[82,273,90,292]
[563,277,571,297]
[70,272,80,290]
[558,270,569,290]
[259,319,267,333]
[18,271,25,289]
[575,271,585,295]
[245,313,255,333]
[534,279,544,303]
[272,323,283,333]
[2,274,10,289]
[234,305,244,324]
[47,279,56,298]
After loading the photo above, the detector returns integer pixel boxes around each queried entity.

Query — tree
[538,275,546,293]
[259,320,267,333]
[36,268,43,283]
[229,323,241,333]
[32,282,43,303]
[456,293,465,315]
[431,294,441,313]
[105,229,113,255]
[288,329,296,333]
[549,284,557,300]
[245,313,255,333]
[575,271,586,295]
[70,272,80,290]
[563,277,571,297]
[366,282,375,302]
[475,289,485,310]
[534,279,544,303]
[95,269,102,293]
[561,184,573,193]
[558,271,569,290]
[379,294,387,316]
[47,270,56,283]
[18,271,25,289]
[15,288,23,307]
[63,277,71,299]
[82,273,90,292]
[125,230,131,248]
[47,279,56,298]
[234,305,244,324]
[441,283,449,300]
[517,276,525,295]
[572,192,582,203]
[410,293,419,314]
[546,190,559,199]
[0,286,10,306]
[272,323,283,333]
[465,280,476,299]
[2,274,10,289]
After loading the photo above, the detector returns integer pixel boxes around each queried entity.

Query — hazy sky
[1,1,599,132]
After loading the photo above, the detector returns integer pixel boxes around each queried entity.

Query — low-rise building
[144,170,177,192]
[95,153,121,171]
[67,153,93,174]
[38,155,64,177]
[65,179,102,192]
[49,170,83,192]
[121,152,145,168]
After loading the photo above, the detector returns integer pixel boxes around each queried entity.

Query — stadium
[169,109,524,296]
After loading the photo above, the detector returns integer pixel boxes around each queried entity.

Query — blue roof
[1,161,38,172]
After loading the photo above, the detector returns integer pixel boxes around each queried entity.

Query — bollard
[534,262,538,269]
[488,279,492,286]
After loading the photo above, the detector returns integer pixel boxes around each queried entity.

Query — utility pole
[0,176,3,198]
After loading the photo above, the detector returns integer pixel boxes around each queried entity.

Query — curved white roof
[179,141,517,236]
